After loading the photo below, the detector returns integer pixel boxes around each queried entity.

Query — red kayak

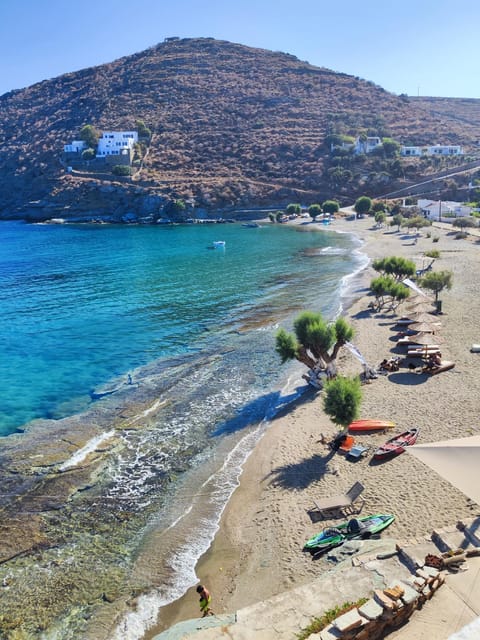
[373,428,419,460]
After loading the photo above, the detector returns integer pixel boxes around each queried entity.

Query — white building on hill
[64,140,87,154]
[401,144,463,157]
[96,131,138,158]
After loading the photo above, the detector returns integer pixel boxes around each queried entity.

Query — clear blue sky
[1,0,479,98]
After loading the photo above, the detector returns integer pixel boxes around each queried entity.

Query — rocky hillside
[1,38,479,220]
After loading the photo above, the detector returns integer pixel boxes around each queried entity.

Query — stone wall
[316,565,445,639]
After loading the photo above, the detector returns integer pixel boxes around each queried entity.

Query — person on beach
[196,584,214,617]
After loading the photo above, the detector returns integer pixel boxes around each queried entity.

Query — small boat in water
[208,240,226,249]
[304,513,395,552]
[241,222,260,228]
[373,428,419,460]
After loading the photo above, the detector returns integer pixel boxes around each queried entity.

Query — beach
[148,214,480,636]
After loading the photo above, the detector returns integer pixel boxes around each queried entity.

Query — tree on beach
[403,216,431,237]
[420,270,453,303]
[374,211,387,227]
[390,214,404,232]
[452,217,477,234]
[372,256,416,281]
[354,196,372,217]
[323,376,362,429]
[275,311,354,386]
[369,275,410,311]
[322,200,340,215]
[308,204,322,221]
[286,203,301,216]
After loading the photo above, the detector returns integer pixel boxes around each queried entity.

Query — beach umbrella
[407,312,440,324]
[412,332,445,345]
[407,436,480,506]
[408,321,440,333]
[406,300,436,311]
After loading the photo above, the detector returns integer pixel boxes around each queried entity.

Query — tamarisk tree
[323,376,362,430]
[275,311,354,387]
[369,275,410,312]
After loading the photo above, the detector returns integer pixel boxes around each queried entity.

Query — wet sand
[147,215,480,636]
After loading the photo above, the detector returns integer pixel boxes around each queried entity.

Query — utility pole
[439,199,442,223]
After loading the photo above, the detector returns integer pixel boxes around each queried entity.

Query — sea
[0,218,367,638]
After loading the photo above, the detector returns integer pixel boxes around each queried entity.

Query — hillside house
[330,136,383,154]
[418,199,472,220]
[401,144,463,157]
[64,140,87,154]
[355,136,382,154]
[96,131,138,164]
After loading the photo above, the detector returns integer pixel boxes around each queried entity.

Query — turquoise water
[1,220,361,436]
[1,218,367,638]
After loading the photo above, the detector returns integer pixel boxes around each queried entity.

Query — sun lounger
[407,347,441,358]
[312,481,365,516]
[423,361,455,375]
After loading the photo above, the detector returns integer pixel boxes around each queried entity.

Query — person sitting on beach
[427,352,442,369]
[196,584,214,617]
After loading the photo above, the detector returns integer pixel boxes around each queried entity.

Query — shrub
[112,165,131,176]
[432,236,440,243]
[424,250,440,258]
[81,148,95,160]
[297,598,369,639]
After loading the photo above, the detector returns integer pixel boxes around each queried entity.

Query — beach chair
[312,481,365,517]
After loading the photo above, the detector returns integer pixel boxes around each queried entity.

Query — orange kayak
[349,419,395,432]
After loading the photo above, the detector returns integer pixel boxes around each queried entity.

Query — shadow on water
[211,384,318,437]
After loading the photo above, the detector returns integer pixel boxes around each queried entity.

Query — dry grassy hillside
[1,38,479,218]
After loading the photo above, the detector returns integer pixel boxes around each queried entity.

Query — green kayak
[304,513,395,552]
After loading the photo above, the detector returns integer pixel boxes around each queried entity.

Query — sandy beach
[147,214,480,637]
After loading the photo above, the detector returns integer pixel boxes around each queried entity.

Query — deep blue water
[0,220,361,436]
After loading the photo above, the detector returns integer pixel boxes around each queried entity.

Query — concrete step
[431,524,480,554]
[396,540,444,571]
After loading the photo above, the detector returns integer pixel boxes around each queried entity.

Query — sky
[0,0,479,99]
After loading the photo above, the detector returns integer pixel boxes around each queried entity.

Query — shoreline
[145,215,480,637]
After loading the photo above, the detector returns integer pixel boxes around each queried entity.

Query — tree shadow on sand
[263,449,337,492]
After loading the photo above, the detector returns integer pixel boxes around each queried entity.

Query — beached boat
[349,419,395,432]
[373,428,419,460]
[303,513,395,552]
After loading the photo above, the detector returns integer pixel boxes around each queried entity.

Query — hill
[1,38,480,221]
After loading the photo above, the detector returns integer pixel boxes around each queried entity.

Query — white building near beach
[418,199,472,220]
